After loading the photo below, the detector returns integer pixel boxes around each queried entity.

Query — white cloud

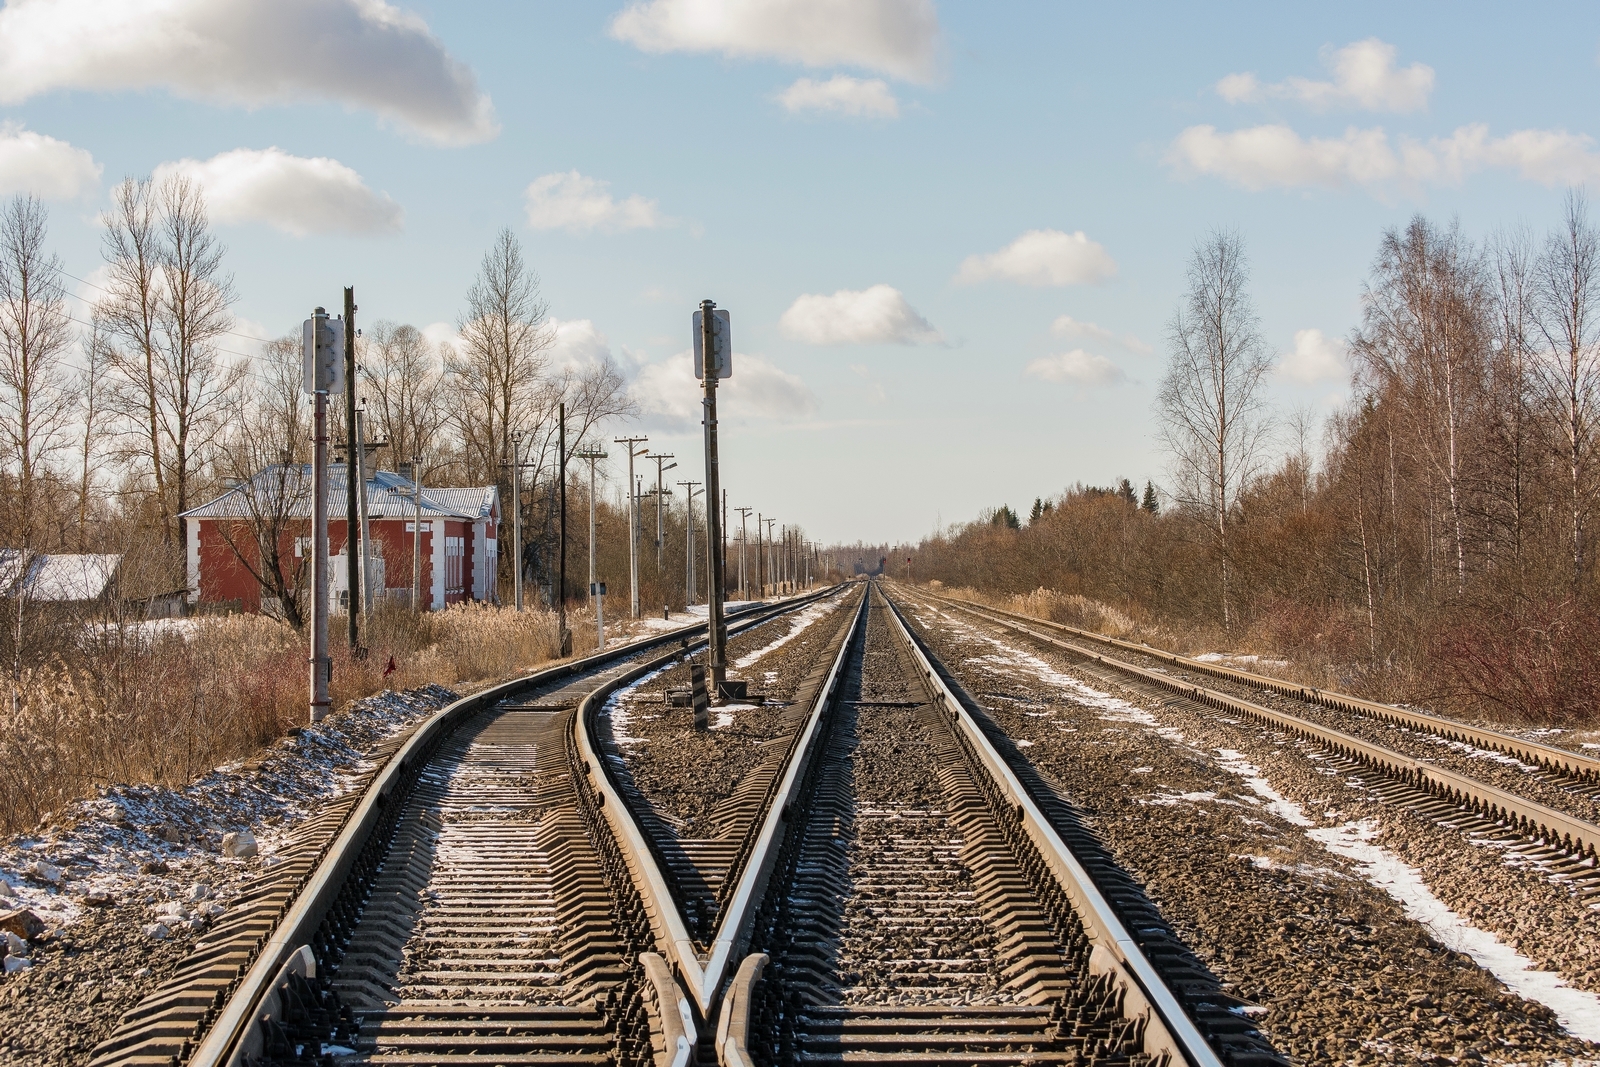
[632,350,817,432]
[1024,350,1124,387]
[778,75,898,118]
[1416,124,1600,187]
[524,171,665,234]
[0,123,100,199]
[0,0,497,145]
[1279,328,1347,384]
[778,284,940,345]
[548,318,618,374]
[609,0,940,83]
[153,148,402,236]
[1050,315,1150,353]
[1218,38,1434,113]
[1166,124,1398,190]
[422,322,461,357]
[956,230,1117,287]
[1167,122,1600,193]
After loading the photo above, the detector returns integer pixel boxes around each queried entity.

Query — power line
[58,268,279,346]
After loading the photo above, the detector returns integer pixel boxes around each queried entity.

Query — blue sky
[1,1,1596,543]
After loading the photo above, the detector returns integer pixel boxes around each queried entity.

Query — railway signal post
[694,299,732,700]
[303,306,344,723]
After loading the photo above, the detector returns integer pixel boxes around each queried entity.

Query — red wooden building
[181,466,499,614]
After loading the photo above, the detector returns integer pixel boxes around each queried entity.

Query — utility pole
[735,507,752,600]
[354,404,373,619]
[615,435,649,617]
[510,430,523,611]
[678,480,701,607]
[343,287,359,648]
[558,402,570,656]
[648,453,676,571]
[574,446,607,649]
[410,455,423,612]
[764,518,776,597]
[303,306,343,723]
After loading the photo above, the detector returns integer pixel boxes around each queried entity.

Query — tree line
[908,196,1600,724]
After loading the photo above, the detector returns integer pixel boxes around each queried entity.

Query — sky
[1,0,1597,545]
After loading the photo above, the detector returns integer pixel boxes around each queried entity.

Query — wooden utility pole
[558,402,570,656]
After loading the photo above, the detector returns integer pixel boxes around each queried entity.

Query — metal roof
[180,466,498,522]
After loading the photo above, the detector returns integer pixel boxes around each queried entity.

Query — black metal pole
[343,287,359,648]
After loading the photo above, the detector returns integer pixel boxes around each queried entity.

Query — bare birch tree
[1351,217,1489,591]
[155,176,239,550]
[0,196,75,542]
[0,196,76,700]
[1486,227,1541,576]
[1533,191,1600,595]
[98,178,171,543]
[360,321,445,473]
[452,228,555,485]
[1156,230,1274,628]
[78,314,111,552]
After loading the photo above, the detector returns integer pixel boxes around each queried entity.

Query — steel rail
[878,586,1224,1067]
[185,590,836,1067]
[916,585,1600,783]
[914,590,1600,859]
[576,582,868,1020]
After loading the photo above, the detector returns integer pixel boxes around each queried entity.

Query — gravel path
[902,596,1600,1066]
[0,685,457,1067]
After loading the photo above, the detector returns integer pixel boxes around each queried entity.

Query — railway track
[90,578,1282,1067]
[901,586,1600,902]
[85,592,833,1067]
[726,584,1281,1067]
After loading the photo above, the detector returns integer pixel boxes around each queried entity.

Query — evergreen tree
[1117,477,1137,506]
[1141,480,1159,513]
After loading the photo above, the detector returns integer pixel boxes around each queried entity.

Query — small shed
[0,551,122,608]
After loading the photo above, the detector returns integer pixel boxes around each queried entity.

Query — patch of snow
[732,590,844,670]
[1144,790,1224,807]
[1310,819,1600,1043]
[1421,733,1540,773]
[0,684,456,936]
[1214,749,1315,827]
[927,608,1155,724]
[1194,652,1289,669]
[1203,732,1600,1042]
[1132,766,1153,774]
[1014,739,1035,748]
[711,703,760,730]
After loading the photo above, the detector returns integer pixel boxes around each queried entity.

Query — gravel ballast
[901,595,1600,1066]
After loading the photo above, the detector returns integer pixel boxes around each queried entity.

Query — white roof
[0,551,121,601]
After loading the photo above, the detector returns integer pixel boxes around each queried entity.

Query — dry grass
[920,580,1412,703]
[0,603,579,837]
